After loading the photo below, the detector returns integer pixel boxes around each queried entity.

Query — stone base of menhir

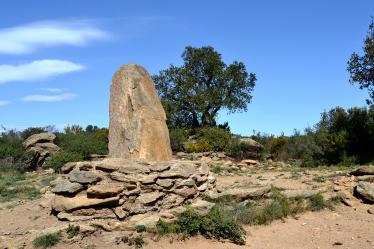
[50,158,216,229]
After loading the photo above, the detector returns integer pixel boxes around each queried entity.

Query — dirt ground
[1,167,373,249]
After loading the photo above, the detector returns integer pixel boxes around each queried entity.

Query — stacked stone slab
[50,158,216,224]
[23,132,60,169]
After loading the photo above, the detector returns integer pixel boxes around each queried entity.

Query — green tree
[348,18,374,104]
[153,46,256,128]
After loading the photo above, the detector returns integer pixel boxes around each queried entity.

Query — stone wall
[50,158,216,226]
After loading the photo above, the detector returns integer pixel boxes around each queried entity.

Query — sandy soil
[1,167,373,249]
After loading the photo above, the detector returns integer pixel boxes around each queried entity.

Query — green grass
[32,232,61,248]
[0,173,41,202]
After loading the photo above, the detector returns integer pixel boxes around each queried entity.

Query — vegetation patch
[32,232,61,248]
[0,173,40,202]
[66,224,80,239]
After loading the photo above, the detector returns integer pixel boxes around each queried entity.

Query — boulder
[355,181,374,202]
[23,132,56,148]
[350,166,374,176]
[52,180,83,194]
[108,64,172,161]
[23,133,60,169]
[239,137,264,150]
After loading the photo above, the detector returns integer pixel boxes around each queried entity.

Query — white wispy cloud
[0,100,10,106]
[19,93,76,102]
[0,20,109,54]
[0,59,84,84]
[40,88,63,93]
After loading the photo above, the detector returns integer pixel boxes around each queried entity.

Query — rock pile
[50,158,216,227]
[351,166,374,203]
[23,133,60,169]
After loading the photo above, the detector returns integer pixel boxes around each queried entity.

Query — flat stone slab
[52,195,119,212]
[69,170,101,184]
[350,166,374,176]
[52,180,83,194]
[160,163,196,178]
[87,183,125,198]
[211,186,271,200]
[136,191,165,205]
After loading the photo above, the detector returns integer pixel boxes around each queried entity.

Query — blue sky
[0,0,373,135]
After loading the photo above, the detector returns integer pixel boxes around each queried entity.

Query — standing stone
[109,64,172,161]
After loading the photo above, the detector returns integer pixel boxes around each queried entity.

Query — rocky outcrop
[108,64,172,161]
[23,133,60,169]
[350,166,374,176]
[50,158,215,224]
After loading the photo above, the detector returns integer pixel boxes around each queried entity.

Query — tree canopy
[348,18,374,104]
[153,46,256,128]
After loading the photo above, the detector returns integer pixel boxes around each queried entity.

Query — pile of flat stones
[176,151,229,161]
[49,158,216,228]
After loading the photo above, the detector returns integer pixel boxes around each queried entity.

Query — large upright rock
[109,64,172,161]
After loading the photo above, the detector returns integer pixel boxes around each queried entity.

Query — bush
[169,128,188,151]
[197,127,232,151]
[56,134,108,159]
[185,139,214,153]
[45,151,83,172]
[32,232,61,248]
[150,207,245,245]
[66,224,80,239]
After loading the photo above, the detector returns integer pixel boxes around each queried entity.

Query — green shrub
[45,151,83,172]
[197,127,232,151]
[56,132,108,159]
[169,128,188,151]
[201,205,245,245]
[185,139,214,153]
[150,206,245,245]
[308,193,333,211]
[136,225,147,233]
[66,224,80,239]
[32,232,61,248]
[127,235,145,249]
